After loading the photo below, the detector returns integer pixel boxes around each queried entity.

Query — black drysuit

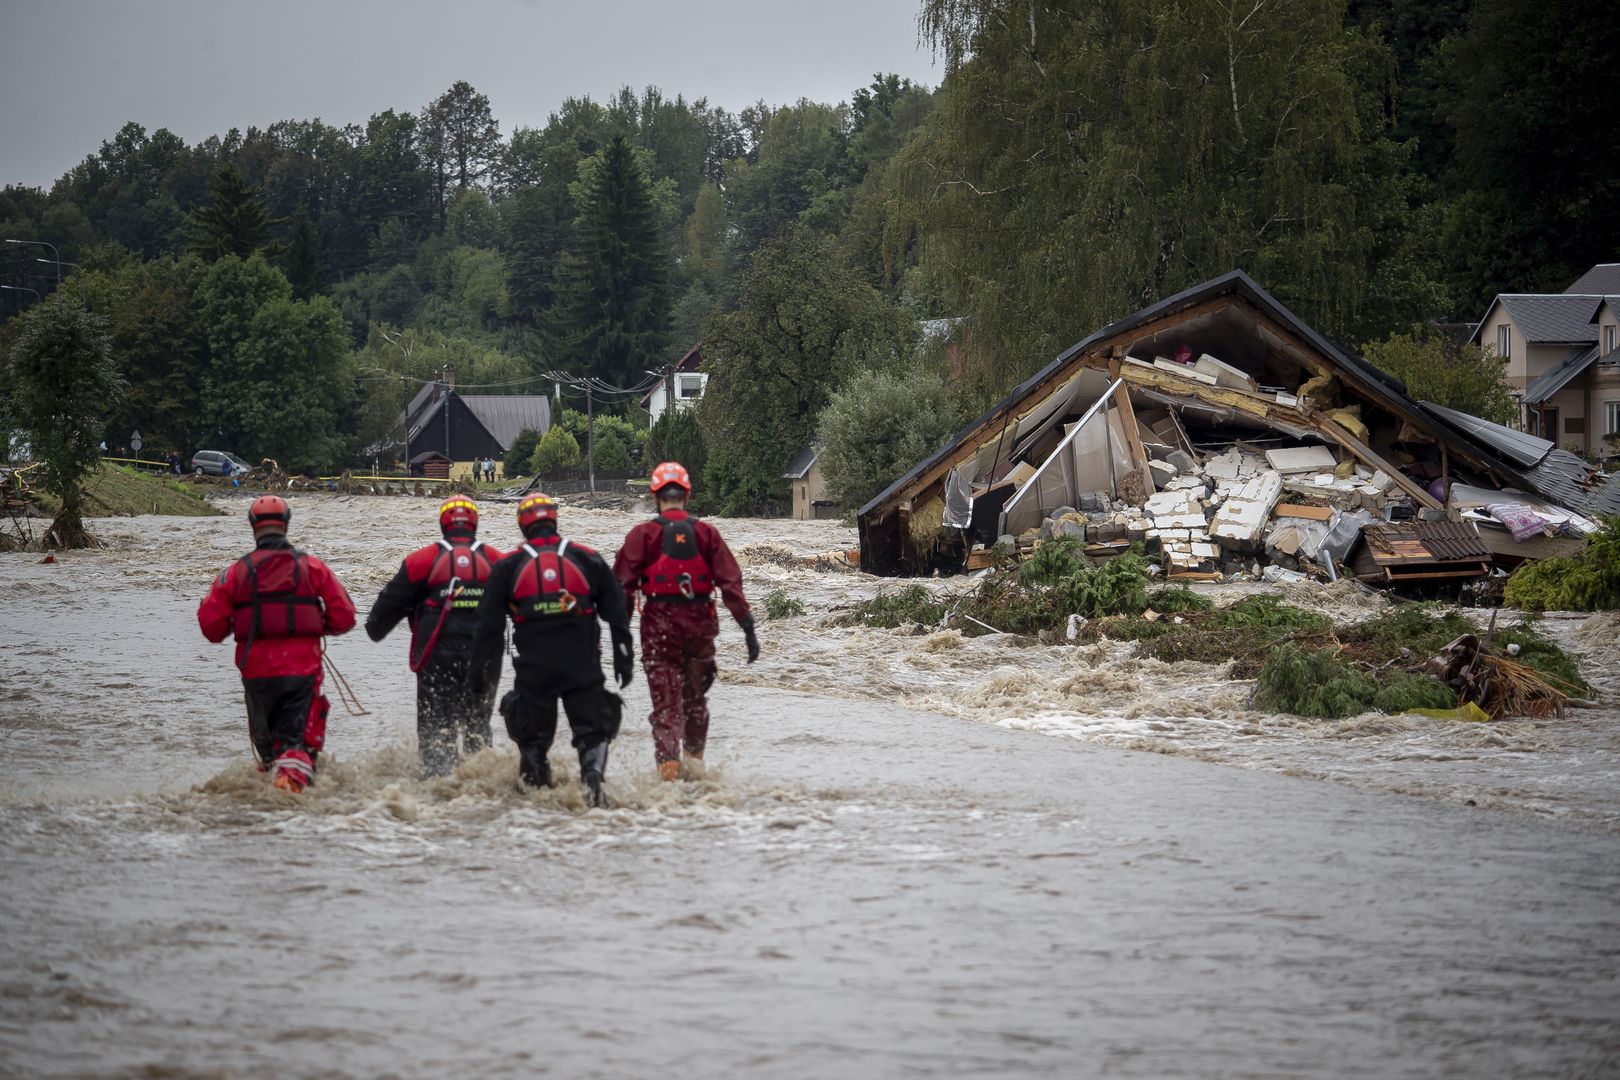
[468,532,632,788]
[366,540,502,775]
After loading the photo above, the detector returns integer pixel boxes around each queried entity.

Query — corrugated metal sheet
[1420,402,1552,468]
[1523,345,1598,404]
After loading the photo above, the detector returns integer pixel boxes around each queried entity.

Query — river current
[2,494,1616,1078]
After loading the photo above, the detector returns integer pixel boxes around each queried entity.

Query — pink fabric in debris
[1487,502,1548,542]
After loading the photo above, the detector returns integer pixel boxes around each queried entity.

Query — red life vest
[409,539,495,671]
[230,547,325,651]
[641,514,713,602]
[510,539,595,622]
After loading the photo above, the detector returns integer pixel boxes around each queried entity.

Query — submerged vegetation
[1503,518,1620,613]
[833,544,1589,719]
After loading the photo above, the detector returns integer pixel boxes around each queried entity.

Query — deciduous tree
[3,296,123,547]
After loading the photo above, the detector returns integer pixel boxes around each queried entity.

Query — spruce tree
[553,134,670,388]
[285,203,320,299]
[188,164,274,260]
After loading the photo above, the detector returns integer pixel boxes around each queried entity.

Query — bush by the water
[763,588,806,619]
[1253,644,1454,719]
[1503,517,1620,612]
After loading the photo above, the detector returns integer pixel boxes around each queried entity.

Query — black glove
[739,615,760,664]
[612,630,634,688]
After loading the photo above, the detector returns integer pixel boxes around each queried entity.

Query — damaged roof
[1420,401,1620,517]
[857,268,1611,575]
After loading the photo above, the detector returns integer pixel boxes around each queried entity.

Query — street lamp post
[0,284,42,304]
[5,239,62,285]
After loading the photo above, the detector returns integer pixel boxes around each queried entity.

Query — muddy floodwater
[3,495,1618,1078]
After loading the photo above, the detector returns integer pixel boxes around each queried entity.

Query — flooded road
[3,495,1618,1078]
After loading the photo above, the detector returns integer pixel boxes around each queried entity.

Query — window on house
[1497,324,1511,359]
[1606,401,1620,436]
[677,375,704,398]
[1607,325,1618,354]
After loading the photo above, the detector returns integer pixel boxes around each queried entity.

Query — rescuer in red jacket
[197,495,357,792]
[468,493,633,806]
[614,462,758,782]
[365,496,506,776]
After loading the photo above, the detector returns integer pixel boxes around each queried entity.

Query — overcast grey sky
[0,0,938,189]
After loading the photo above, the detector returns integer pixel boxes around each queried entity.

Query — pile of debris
[996,432,1424,584]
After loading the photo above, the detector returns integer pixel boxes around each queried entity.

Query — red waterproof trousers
[640,601,718,763]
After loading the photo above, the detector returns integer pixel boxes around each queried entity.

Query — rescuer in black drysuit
[366,496,504,776]
[467,493,633,806]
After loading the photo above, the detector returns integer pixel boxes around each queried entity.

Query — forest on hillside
[2,0,1615,513]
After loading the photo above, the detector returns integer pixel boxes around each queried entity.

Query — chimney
[443,366,456,390]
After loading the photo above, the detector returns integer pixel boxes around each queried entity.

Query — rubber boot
[517,746,552,789]
[578,741,610,808]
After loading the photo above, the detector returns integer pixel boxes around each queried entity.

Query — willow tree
[4,296,123,548]
[893,0,1399,402]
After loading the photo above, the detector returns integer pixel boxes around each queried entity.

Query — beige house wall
[1480,305,1525,381]
[1598,300,1620,358]
[791,461,838,520]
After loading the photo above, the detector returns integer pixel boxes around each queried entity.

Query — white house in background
[644,345,707,424]
[1472,262,1620,454]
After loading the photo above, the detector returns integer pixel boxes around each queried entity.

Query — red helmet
[438,496,478,537]
[248,494,290,533]
[517,493,558,533]
[650,461,691,494]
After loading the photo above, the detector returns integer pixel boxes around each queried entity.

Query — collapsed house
[858,271,1620,580]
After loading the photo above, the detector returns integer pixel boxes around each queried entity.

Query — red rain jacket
[197,537,357,679]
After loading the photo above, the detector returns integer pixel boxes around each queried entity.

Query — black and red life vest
[409,538,495,670]
[510,538,596,622]
[230,547,325,647]
[641,514,713,602]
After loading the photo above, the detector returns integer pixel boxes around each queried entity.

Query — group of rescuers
[196,461,759,805]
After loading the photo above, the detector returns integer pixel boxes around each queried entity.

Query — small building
[387,380,551,480]
[408,451,452,480]
[784,441,839,520]
[644,346,708,425]
[1471,262,1620,453]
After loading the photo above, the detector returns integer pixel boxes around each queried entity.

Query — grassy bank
[32,464,220,518]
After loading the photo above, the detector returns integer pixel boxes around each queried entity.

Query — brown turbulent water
[2,495,1617,1078]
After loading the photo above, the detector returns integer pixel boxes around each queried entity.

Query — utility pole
[586,384,596,493]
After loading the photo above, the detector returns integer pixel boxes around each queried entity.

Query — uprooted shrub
[1253,644,1455,719]
[1503,517,1620,612]
[835,584,949,628]
[763,588,807,619]
[837,540,1153,635]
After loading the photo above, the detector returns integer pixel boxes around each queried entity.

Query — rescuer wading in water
[196,495,357,792]
[365,497,505,776]
[614,461,758,781]
[468,493,633,806]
